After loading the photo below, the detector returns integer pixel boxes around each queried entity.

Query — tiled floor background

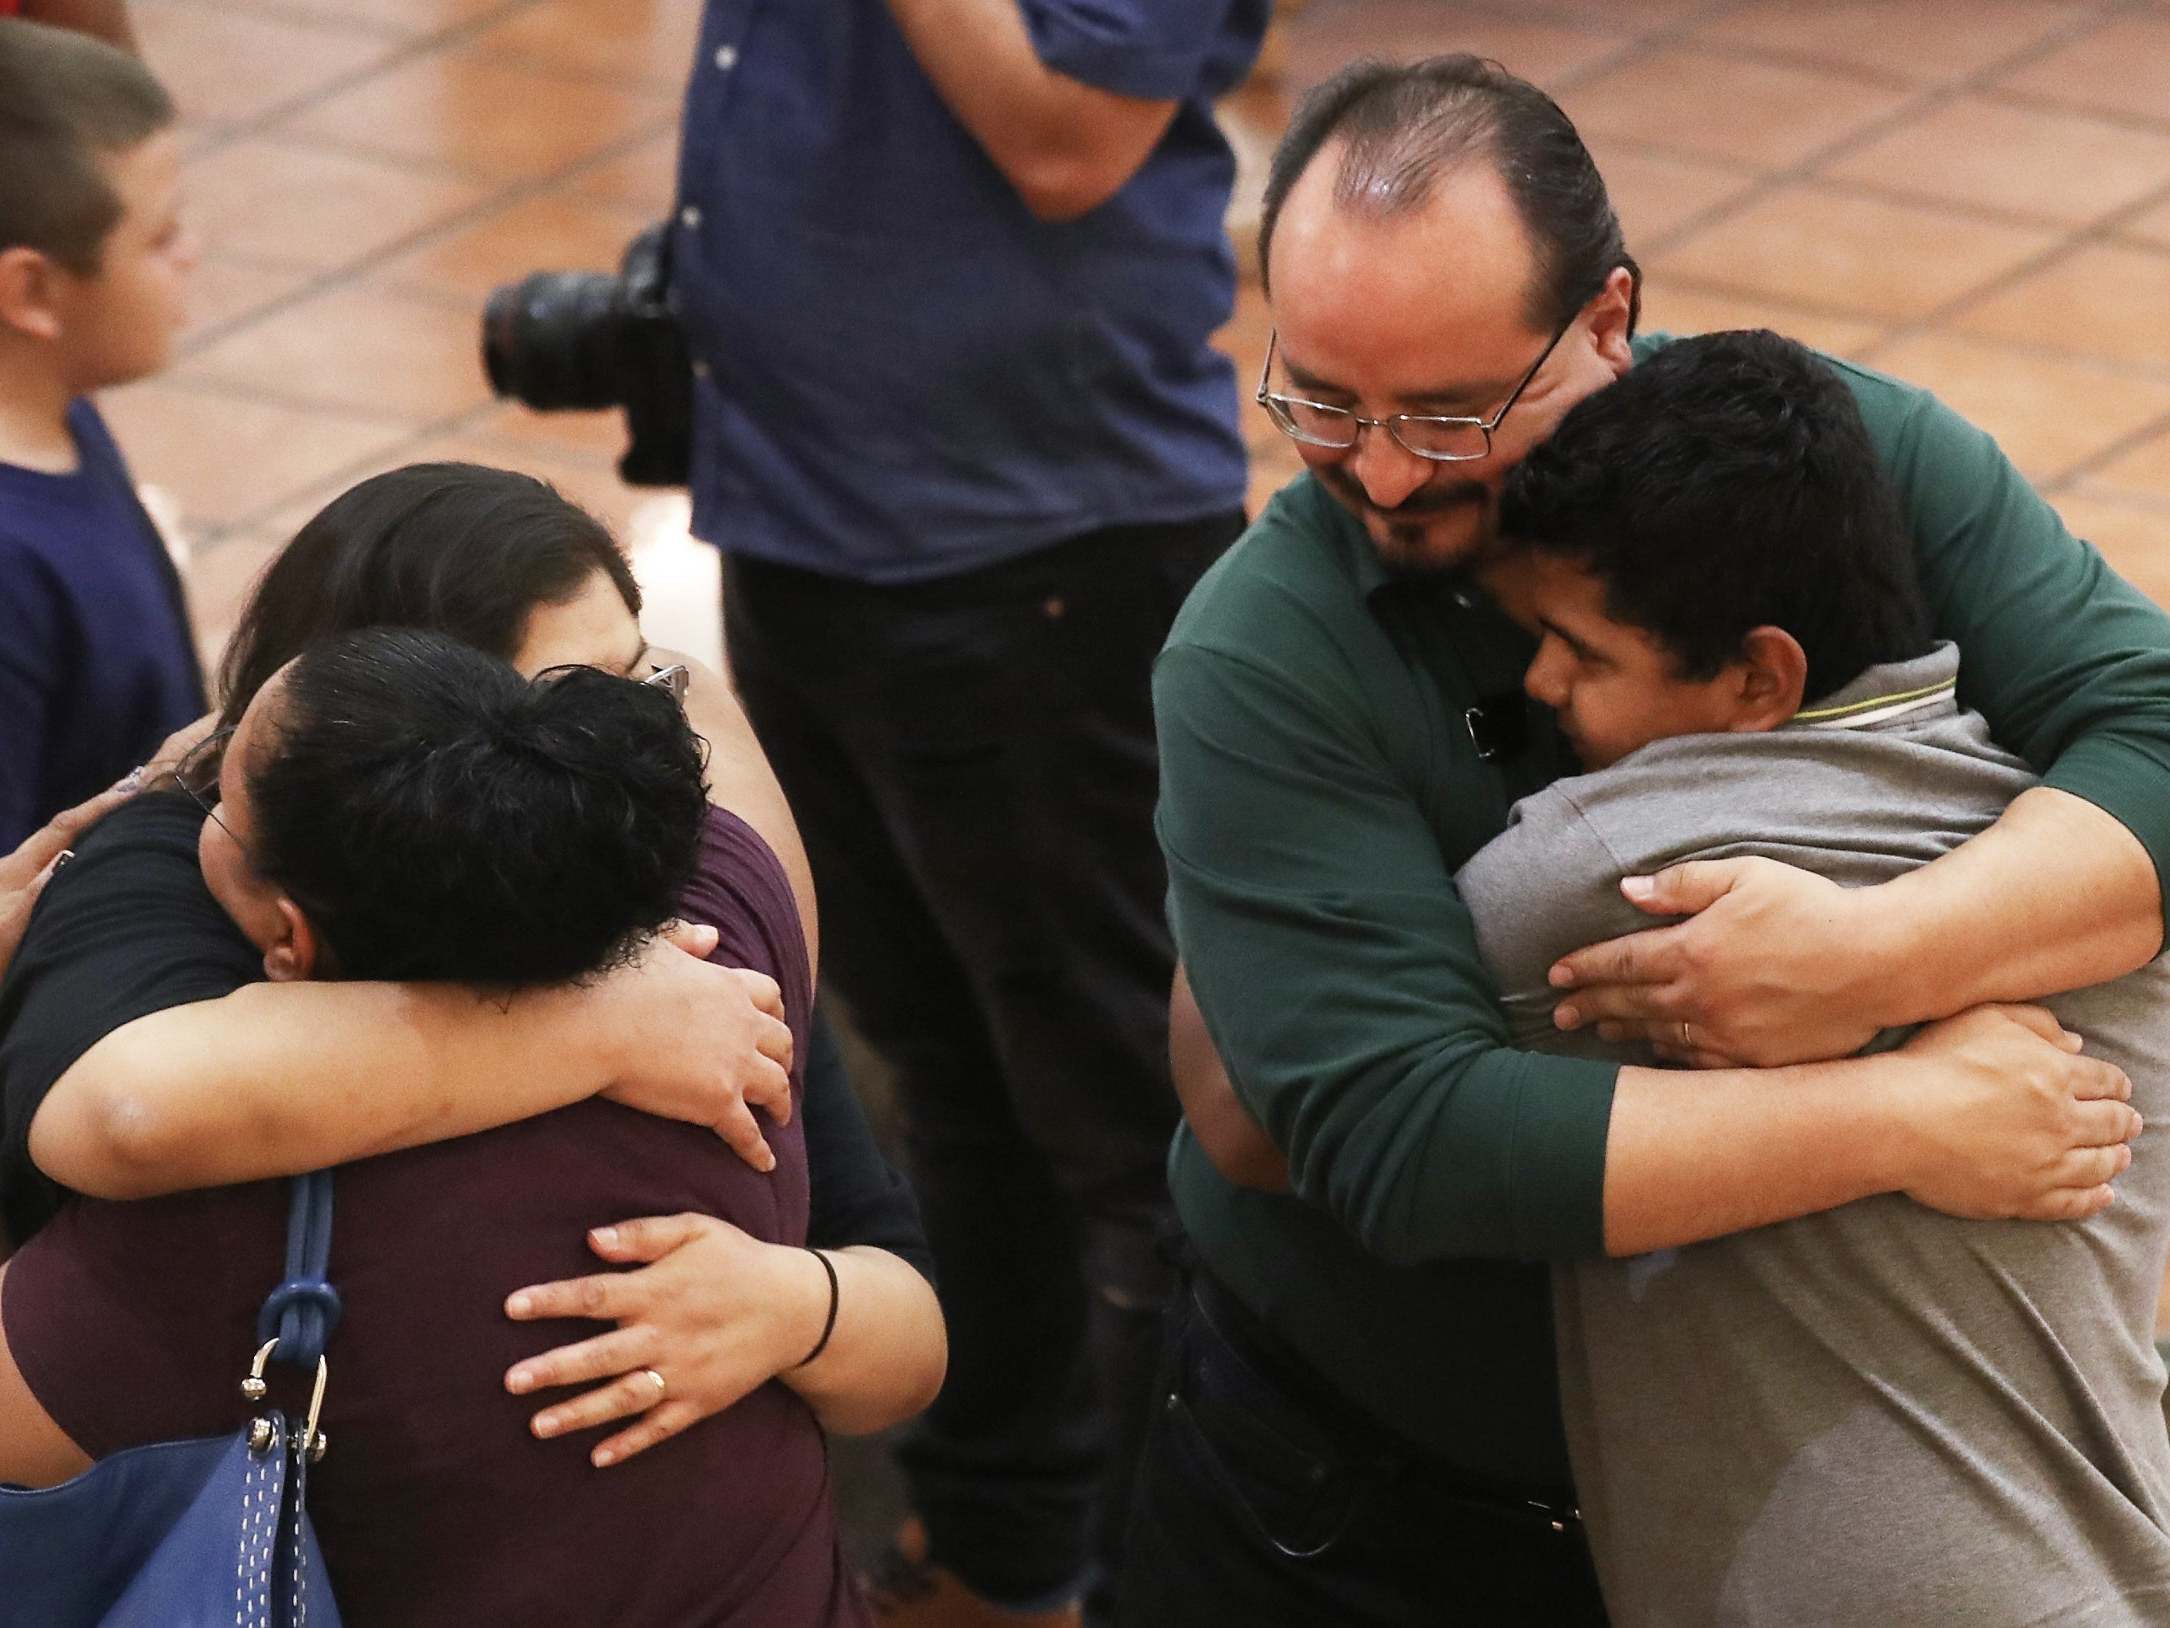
[122,0,2170,673]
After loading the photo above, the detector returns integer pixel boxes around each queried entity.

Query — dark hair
[245,628,706,985]
[1258,54,1639,335]
[1498,329,1932,701]
[218,463,641,725]
[0,19,174,273]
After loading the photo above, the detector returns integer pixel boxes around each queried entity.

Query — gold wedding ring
[640,1367,666,1401]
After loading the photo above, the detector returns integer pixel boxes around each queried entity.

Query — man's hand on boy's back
[1547,857,1889,1068]
[1547,788,2164,1070]
[1893,1004,2138,1223]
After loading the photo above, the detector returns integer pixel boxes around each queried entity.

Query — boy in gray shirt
[1454,331,2170,1626]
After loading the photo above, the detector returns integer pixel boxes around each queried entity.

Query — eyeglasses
[1255,315,1575,463]
[170,724,245,852]
[535,658,689,698]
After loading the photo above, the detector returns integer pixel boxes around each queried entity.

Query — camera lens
[480,271,630,412]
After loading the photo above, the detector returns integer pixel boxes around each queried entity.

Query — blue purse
[0,1171,345,1627]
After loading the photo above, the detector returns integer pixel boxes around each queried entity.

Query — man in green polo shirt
[1122,56,2169,1627]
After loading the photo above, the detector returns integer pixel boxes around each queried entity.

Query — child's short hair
[0,18,175,273]
[1497,328,1932,701]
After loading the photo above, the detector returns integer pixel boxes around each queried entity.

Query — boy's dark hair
[246,627,707,986]
[0,19,175,273]
[219,463,642,725]
[1259,54,1639,334]
[1498,329,1932,702]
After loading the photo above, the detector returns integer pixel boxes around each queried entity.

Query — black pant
[723,513,1241,1610]
[1119,1272,1611,1627]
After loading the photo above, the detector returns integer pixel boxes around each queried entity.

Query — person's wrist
[1858,1050,1936,1196]
[1845,880,1929,1030]
[764,1242,835,1379]
[580,966,642,1092]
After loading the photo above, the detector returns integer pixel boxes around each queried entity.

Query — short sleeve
[1455,787,1653,1057]
[0,793,260,1243]
[1017,0,1236,100]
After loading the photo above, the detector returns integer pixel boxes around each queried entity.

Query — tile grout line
[175,0,556,166]
[1650,265,2170,389]
[2042,403,2170,498]
[1540,0,1758,100]
[157,0,696,97]
[1623,33,2170,127]
[193,398,512,551]
[1982,84,2170,142]
[1853,170,2170,371]
[174,110,682,360]
[1600,120,2170,245]
[1633,0,2135,265]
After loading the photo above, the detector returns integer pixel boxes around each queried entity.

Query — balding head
[1258,54,1639,336]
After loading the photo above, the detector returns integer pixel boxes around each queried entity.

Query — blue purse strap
[254,1170,340,1369]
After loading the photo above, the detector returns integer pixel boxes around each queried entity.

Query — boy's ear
[1731,626,1809,730]
[261,896,323,984]
[0,246,68,342]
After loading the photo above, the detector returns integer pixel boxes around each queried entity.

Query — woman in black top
[0,462,943,1463]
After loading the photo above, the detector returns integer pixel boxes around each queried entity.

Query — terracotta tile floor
[133,0,2170,674]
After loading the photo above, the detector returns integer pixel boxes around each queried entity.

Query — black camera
[481,223,694,489]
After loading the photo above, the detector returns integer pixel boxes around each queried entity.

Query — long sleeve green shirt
[1154,335,2170,1492]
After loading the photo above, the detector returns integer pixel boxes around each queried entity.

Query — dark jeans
[723,513,1242,1611]
[1119,1272,1611,1627]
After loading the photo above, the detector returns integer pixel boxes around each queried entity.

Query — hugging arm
[503,1218,947,1457]
[501,1011,947,1458]
[6,800,792,1215]
[1156,643,2135,1264]
[1553,393,2170,1064]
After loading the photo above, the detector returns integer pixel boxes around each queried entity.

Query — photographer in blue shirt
[668,4,1266,1623]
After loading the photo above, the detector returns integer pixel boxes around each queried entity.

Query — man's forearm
[879,0,1178,220]
[1605,1001,2136,1257]
[1871,787,2161,1025]
[30,979,615,1198]
[1604,1060,1903,1256]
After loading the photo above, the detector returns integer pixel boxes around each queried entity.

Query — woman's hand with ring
[503,1212,830,1467]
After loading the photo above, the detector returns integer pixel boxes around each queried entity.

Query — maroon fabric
[2,807,868,1627]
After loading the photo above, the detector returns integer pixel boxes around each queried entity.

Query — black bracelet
[795,1248,840,1368]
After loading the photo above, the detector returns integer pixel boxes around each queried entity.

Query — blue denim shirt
[674,0,1265,583]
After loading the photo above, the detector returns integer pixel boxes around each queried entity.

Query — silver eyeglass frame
[1254,315,1575,464]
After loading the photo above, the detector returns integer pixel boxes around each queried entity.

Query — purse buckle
[239,1336,331,1462]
